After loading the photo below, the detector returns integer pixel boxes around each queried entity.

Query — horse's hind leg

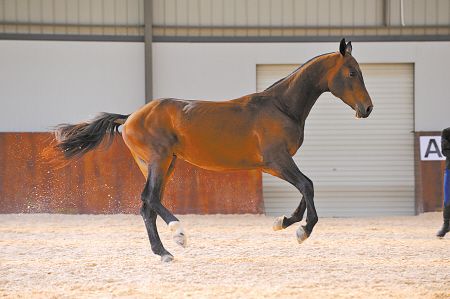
[140,204,170,261]
[131,150,187,249]
[150,156,187,248]
[140,159,173,262]
[141,155,187,262]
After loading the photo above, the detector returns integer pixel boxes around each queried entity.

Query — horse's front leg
[272,175,313,230]
[264,153,318,243]
[273,197,306,231]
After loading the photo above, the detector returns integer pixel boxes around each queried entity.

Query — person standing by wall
[437,127,450,238]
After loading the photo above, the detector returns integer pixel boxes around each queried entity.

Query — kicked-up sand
[1,213,449,298]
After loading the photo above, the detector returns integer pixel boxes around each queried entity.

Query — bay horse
[53,39,373,262]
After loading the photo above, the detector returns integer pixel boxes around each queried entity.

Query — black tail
[54,113,130,159]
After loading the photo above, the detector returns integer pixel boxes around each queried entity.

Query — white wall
[0,40,145,132]
[1,40,449,132]
[153,41,450,132]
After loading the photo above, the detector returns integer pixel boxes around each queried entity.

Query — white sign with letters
[420,136,445,161]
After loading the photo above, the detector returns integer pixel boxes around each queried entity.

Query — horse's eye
[349,71,356,77]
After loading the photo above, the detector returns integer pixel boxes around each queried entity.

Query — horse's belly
[174,136,263,171]
[177,155,262,171]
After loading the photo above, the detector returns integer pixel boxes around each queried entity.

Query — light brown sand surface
[1,213,449,298]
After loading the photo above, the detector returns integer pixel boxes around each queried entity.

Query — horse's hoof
[169,221,187,248]
[296,226,309,244]
[173,232,187,248]
[273,216,286,231]
[161,254,174,263]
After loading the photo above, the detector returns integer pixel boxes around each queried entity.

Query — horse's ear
[346,41,352,55]
[339,38,346,56]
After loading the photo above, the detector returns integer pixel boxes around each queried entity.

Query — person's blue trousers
[445,168,450,208]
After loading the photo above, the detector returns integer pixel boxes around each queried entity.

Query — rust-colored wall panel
[420,161,445,212]
[0,133,263,214]
[414,132,446,213]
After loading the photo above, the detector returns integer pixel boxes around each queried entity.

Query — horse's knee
[297,182,314,198]
[305,180,314,194]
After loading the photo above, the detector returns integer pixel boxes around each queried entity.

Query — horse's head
[327,39,373,118]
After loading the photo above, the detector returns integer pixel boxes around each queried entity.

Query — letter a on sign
[420,136,445,161]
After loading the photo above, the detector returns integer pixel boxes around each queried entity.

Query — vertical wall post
[383,0,390,27]
[144,0,153,103]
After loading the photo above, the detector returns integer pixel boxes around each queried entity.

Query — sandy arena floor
[1,213,449,298]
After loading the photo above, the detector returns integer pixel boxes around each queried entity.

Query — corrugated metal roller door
[257,64,414,217]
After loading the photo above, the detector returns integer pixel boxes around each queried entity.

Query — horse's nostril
[366,105,373,114]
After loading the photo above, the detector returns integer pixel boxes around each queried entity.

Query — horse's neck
[270,54,333,124]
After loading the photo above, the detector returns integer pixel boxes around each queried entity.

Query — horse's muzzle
[356,104,373,119]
